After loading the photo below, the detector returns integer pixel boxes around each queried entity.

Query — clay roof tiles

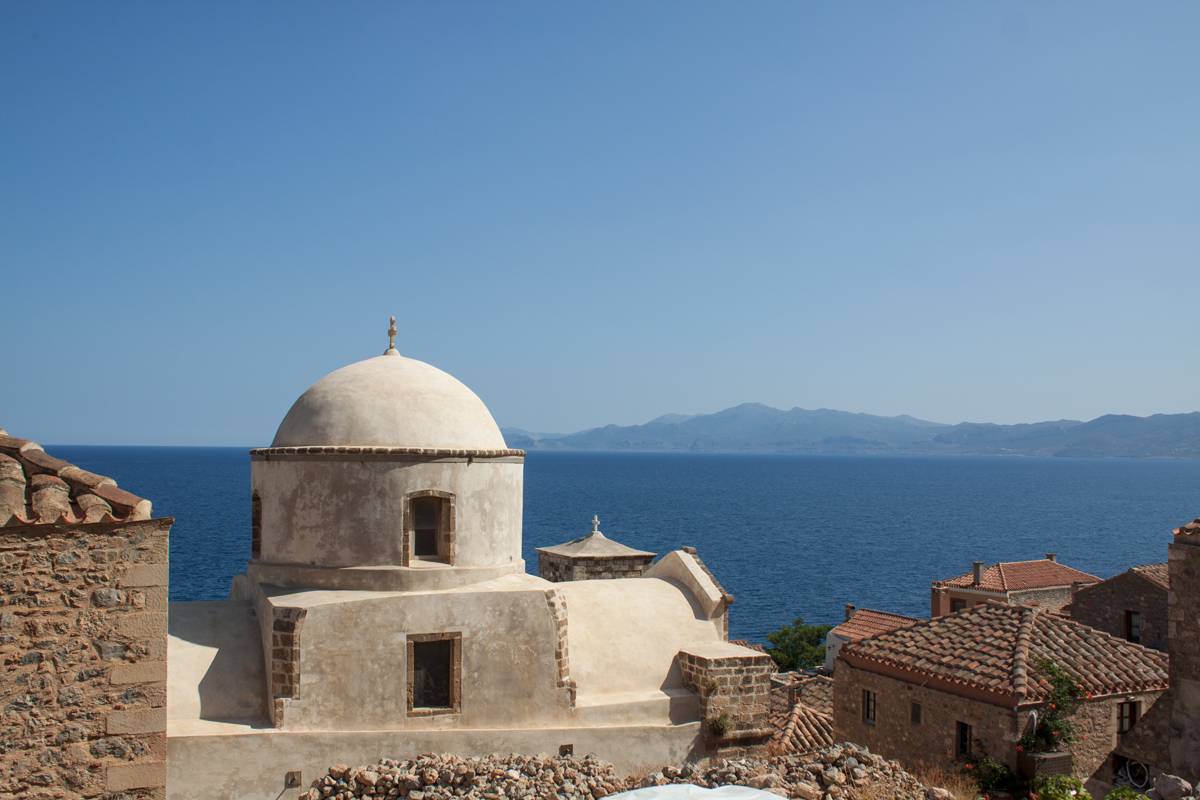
[1174,518,1200,537]
[770,700,835,756]
[830,608,921,642]
[840,602,1168,703]
[769,673,834,718]
[0,430,151,526]
[934,559,1100,593]
[1130,563,1169,591]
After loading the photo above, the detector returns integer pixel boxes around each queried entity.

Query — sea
[48,447,1200,643]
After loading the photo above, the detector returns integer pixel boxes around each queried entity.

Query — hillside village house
[1070,564,1168,652]
[824,605,920,672]
[831,602,1169,791]
[0,431,170,797]
[163,325,773,799]
[930,555,1099,617]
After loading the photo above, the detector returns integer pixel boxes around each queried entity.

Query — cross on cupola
[384,316,399,356]
[591,515,601,534]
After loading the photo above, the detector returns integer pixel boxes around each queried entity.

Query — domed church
[167,323,772,800]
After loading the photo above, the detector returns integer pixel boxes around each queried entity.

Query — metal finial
[385,316,399,356]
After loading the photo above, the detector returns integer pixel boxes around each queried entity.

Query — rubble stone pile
[300,744,929,800]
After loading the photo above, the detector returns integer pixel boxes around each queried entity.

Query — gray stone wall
[0,518,170,798]
[678,647,773,757]
[1168,539,1200,784]
[1008,586,1075,614]
[1071,572,1167,652]
[537,554,653,583]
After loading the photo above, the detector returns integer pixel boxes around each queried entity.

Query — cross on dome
[385,316,399,356]
[591,515,600,533]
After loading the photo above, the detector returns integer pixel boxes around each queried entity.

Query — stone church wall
[538,554,653,583]
[679,646,773,757]
[0,517,170,798]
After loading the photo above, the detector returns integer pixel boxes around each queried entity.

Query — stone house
[536,517,656,582]
[165,326,773,800]
[0,431,171,799]
[831,601,1168,791]
[824,605,920,672]
[930,555,1100,617]
[1070,564,1168,652]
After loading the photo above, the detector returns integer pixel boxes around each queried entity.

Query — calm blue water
[49,447,1200,642]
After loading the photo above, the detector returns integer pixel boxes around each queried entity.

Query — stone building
[831,601,1168,791]
[1108,517,1200,788]
[930,555,1099,617]
[166,328,772,800]
[824,605,919,672]
[1070,564,1168,652]
[536,516,655,582]
[0,431,170,799]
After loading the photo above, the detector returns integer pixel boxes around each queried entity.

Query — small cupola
[536,516,656,582]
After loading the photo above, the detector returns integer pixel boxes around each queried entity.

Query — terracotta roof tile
[729,639,768,654]
[830,608,921,642]
[771,701,835,755]
[934,560,1100,593]
[769,673,833,717]
[841,602,1168,702]
[0,429,152,526]
[1174,517,1200,537]
[1130,563,1169,591]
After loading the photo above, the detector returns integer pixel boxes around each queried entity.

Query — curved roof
[271,354,507,450]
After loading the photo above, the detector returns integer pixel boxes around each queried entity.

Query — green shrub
[708,714,730,738]
[1105,788,1148,800]
[765,617,834,671]
[958,745,1023,796]
[1019,658,1085,752]
[1030,774,1090,800]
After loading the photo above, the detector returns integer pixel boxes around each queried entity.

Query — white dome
[271,355,507,450]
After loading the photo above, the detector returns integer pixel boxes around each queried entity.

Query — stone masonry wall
[0,518,170,799]
[543,589,576,706]
[678,647,773,757]
[1071,573,1167,652]
[1167,539,1200,784]
[1070,691,1164,786]
[832,660,1022,773]
[269,607,306,728]
[1008,587,1075,614]
[537,554,653,583]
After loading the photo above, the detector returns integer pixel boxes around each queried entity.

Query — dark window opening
[412,639,453,708]
[951,600,966,613]
[1125,611,1141,644]
[413,499,440,558]
[911,702,922,725]
[862,690,876,724]
[1118,701,1140,734]
[251,492,262,559]
[956,721,973,756]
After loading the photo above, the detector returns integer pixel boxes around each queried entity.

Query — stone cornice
[250,446,525,461]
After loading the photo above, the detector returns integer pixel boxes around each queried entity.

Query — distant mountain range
[501,405,1200,458]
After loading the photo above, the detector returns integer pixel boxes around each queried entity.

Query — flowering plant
[1018,658,1084,752]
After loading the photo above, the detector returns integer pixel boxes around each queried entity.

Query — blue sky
[2,3,1197,445]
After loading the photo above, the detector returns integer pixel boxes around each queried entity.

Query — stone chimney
[844,604,856,622]
[1070,580,1083,601]
[1046,553,1058,562]
[972,561,984,585]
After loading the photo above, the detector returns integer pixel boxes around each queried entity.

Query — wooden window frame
[956,721,973,756]
[911,702,922,725]
[862,689,876,725]
[402,491,456,567]
[406,632,462,716]
[1125,610,1141,644]
[1117,701,1140,734]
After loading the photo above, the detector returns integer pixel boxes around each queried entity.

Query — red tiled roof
[840,602,1168,703]
[769,673,833,718]
[729,639,768,655]
[770,701,834,756]
[0,431,152,526]
[1131,563,1169,591]
[934,560,1100,593]
[1174,518,1200,537]
[830,608,921,642]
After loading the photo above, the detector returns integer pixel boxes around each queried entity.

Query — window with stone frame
[1125,610,1141,644]
[956,721,973,755]
[862,689,876,725]
[911,702,922,725]
[404,491,455,566]
[1117,701,1140,734]
[407,632,462,716]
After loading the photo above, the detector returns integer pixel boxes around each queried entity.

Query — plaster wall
[166,721,703,800]
[167,600,266,723]
[252,456,522,572]
[824,631,849,673]
[554,578,724,698]
[258,575,575,732]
